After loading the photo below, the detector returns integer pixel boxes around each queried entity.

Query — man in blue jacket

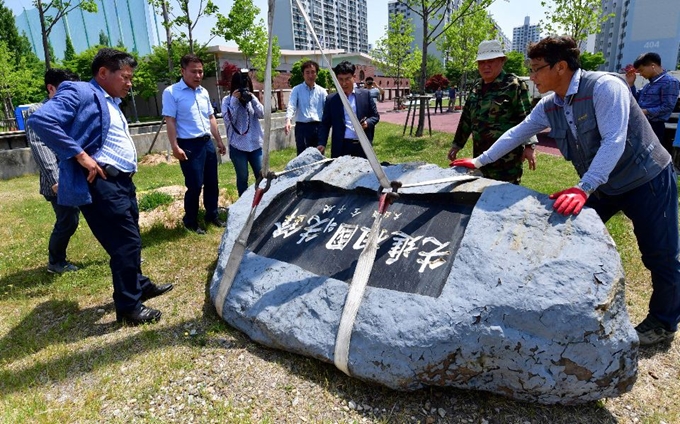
[28,48,173,326]
[318,61,379,158]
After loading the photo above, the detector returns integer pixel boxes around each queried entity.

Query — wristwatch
[527,143,537,150]
[577,181,596,196]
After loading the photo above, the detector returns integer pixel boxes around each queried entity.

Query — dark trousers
[178,137,220,227]
[47,197,79,265]
[334,138,367,158]
[79,172,150,312]
[650,120,671,155]
[586,164,680,331]
[294,121,321,155]
[434,98,443,113]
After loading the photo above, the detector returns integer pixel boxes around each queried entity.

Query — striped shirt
[24,101,59,198]
[91,88,138,173]
[222,94,264,152]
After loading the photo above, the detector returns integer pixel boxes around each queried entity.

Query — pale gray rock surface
[210,148,638,405]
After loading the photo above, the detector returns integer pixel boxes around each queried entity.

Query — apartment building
[272,0,369,53]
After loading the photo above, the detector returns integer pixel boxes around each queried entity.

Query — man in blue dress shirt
[163,54,227,234]
[285,60,328,155]
[28,48,173,325]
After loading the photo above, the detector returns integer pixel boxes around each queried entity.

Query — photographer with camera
[221,70,264,197]
[163,54,227,235]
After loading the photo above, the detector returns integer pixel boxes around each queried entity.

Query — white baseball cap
[476,40,506,61]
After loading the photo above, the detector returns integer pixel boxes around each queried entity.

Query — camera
[236,69,252,105]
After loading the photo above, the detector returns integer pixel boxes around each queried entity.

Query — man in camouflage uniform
[447,40,537,184]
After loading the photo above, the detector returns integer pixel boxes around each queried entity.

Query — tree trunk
[161,1,173,73]
[188,24,194,54]
[37,0,51,69]
[415,9,429,137]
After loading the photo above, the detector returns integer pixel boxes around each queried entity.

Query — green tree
[62,44,107,80]
[98,30,109,47]
[0,40,43,122]
[148,0,175,73]
[171,0,218,54]
[372,12,421,100]
[251,33,281,83]
[438,6,495,105]
[425,54,445,81]
[32,0,98,69]
[579,51,606,71]
[288,58,331,89]
[0,0,22,65]
[213,0,277,74]
[397,0,493,136]
[141,38,215,85]
[63,34,76,62]
[505,51,528,76]
[0,1,40,66]
[540,0,613,44]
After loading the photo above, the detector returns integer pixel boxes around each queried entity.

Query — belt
[102,164,135,179]
[344,138,360,144]
[296,121,320,125]
[177,134,211,142]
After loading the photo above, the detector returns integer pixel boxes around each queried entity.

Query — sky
[5,0,547,50]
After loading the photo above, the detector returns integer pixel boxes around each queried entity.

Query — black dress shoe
[208,217,226,227]
[185,224,206,235]
[141,283,174,302]
[116,305,162,325]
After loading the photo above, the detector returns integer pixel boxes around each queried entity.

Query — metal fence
[0,118,18,132]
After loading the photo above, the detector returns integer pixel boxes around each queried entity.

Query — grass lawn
[0,122,678,423]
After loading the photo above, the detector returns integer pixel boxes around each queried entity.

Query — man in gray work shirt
[453,36,679,347]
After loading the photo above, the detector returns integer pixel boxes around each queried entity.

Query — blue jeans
[587,164,680,331]
[47,197,79,265]
[178,138,220,227]
[229,145,262,196]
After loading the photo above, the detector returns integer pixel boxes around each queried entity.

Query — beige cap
[476,40,506,61]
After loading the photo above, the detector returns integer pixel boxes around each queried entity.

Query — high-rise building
[272,0,369,53]
[511,16,541,59]
[596,0,680,72]
[15,0,159,61]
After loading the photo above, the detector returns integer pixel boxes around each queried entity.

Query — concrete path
[374,100,561,156]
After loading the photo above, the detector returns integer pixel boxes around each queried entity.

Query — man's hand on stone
[450,158,477,169]
[549,187,587,216]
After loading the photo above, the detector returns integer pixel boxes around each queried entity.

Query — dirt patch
[137,185,231,230]
[139,152,179,166]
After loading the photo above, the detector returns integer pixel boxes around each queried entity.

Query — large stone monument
[210,149,638,405]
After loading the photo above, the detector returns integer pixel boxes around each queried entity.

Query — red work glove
[549,187,588,215]
[450,158,477,169]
